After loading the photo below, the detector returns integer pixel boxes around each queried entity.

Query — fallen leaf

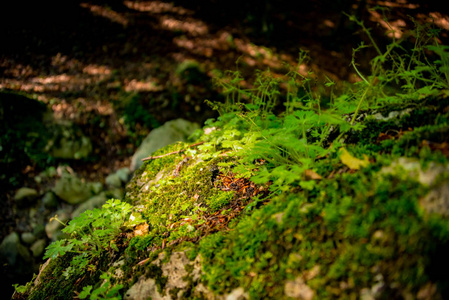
[304,169,322,180]
[133,223,149,236]
[339,148,369,170]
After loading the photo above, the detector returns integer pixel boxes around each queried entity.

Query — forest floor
[1,0,448,240]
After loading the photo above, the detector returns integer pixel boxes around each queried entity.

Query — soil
[1,0,448,257]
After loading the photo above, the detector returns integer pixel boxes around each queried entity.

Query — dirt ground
[1,0,448,240]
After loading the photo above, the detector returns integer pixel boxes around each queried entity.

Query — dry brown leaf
[304,169,322,180]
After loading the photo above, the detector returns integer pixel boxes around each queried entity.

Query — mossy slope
[14,96,449,300]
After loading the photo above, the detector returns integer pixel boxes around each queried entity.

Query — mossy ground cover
[13,18,449,299]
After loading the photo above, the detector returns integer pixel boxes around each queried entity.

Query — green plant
[44,199,145,279]
[79,272,123,300]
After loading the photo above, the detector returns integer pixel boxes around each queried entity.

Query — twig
[141,142,205,161]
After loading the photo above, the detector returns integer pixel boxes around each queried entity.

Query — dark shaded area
[0,92,50,187]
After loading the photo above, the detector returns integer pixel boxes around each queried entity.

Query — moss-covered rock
[12,95,449,300]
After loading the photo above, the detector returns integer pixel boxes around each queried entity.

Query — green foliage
[43,200,144,280]
[199,168,449,298]
[208,191,234,211]
[193,15,449,299]
[79,272,124,300]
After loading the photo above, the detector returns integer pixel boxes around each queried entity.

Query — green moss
[146,264,168,294]
[197,165,448,298]
[207,191,234,212]
[27,253,104,300]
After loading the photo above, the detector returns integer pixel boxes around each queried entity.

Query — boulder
[130,118,199,172]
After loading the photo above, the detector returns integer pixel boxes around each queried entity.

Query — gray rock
[130,118,199,172]
[116,167,131,183]
[42,191,58,209]
[124,276,162,300]
[53,171,93,204]
[21,232,36,245]
[380,158,449,186]
[106,173,122,188]
[227,288,249,300]
[124,251,208,300]
[284,277,314,300]
[14,187,39,206]
[30,239,47,258]
[90,181,104,195]
[72,192,108,218]
[0,232,32,269]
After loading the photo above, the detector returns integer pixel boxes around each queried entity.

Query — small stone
[106,173,122,188]
[14,187,39,206]
[360,288,375,300]
[116,167,131,183]
[272,212,284,224]
[30,239,47,258]
[53,171,93,204]
[305,265,320,281]
[42,191,58,209]
[21,232,36,245]
[29,207,37,219]
[284,277,315,300]
[226,287,248,300]
[89,181,104,195]
[372,230,384,240]
[0,232,32,267]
